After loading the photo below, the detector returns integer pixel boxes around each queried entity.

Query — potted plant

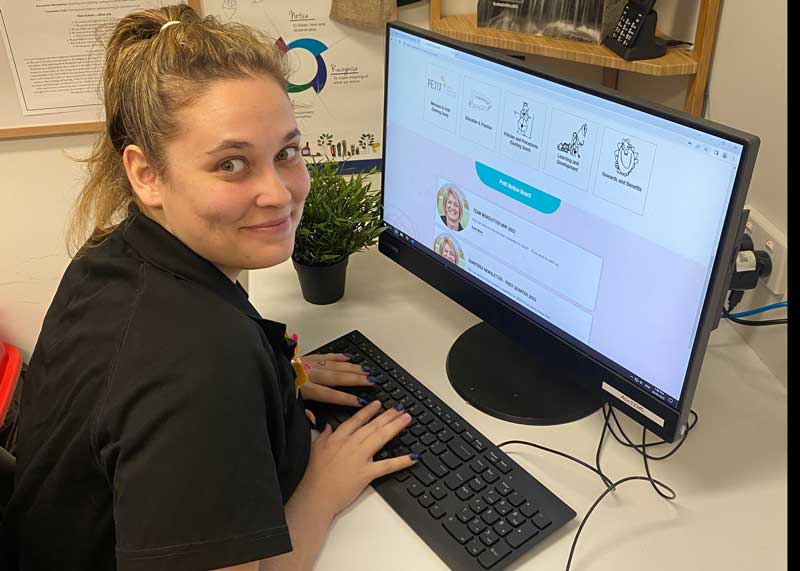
[292,160,386,304]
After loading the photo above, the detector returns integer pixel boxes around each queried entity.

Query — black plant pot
[292,257,349,305]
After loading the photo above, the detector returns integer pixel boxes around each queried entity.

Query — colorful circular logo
[284,37,329,94]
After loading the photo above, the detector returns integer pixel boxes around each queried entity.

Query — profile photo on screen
[437,183,469,232]
[434,234,465,268]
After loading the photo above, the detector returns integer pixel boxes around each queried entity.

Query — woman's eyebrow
[205,140,253,155]
[205,129,301,155]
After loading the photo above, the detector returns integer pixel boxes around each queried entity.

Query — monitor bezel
[379,22,760,442]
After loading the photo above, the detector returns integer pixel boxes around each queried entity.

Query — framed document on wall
[0,0,200,140]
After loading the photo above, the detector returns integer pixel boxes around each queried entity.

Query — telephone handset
[604,0,666,61]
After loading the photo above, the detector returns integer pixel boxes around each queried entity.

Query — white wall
[1,0,787,384]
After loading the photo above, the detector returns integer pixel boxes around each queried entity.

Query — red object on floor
[0,342,22,426]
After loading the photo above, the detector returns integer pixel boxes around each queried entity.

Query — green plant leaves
[293,160,386,266]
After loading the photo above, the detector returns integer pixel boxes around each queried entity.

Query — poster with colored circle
[434,234,465,268]
[437,184,470,232]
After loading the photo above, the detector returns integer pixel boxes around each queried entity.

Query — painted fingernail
[361,365,373,372]
[343,352,354,358]
[367,375,381,383]
[394,402,405,412]
[410,452,422,461]
[357,397,370,406]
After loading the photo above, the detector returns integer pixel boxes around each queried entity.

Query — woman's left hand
[299,353,376,407]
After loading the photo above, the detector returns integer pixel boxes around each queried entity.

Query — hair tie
[160,20,180,31]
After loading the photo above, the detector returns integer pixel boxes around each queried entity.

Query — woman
[1,6,415,571]
[440,185,464,231]
[439,236,458,265]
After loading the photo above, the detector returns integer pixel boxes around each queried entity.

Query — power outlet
[743,205,788,296]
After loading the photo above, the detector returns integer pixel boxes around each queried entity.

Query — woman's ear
[122,145,164,209]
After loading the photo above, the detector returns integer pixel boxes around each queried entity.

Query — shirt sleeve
[96,291,293,571]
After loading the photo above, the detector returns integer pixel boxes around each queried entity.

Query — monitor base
[446,322,604,425]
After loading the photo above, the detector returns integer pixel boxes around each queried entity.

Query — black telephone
[604,0,666,61]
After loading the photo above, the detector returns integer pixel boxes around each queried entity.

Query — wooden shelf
[428,0,721,116]
[431,14,697,77]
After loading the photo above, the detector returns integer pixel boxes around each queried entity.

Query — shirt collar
[121,203,265,321]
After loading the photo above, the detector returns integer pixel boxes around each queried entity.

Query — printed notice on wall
[204,0,385,165]
[0,1,164,116]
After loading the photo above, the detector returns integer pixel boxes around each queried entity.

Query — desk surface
[249,248,787,571]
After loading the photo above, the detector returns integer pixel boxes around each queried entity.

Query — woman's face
[142,74,310,280]
[445,191,461,225]
[441,240,456,263]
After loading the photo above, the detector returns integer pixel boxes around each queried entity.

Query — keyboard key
[422,455,449,478]
[496,460,513,474]
[400,433,417,447]
[494,519,513,536]
[410,465,437,486]
[393,470,411,482]
[481,508,500,526]
[457,506,473,523]
[467,517,486,535]
[449,439,475,461]
[456,486,474,501]
[450,421,466,434]
[428,420,444,434]
[471,439,487,453]
[507,492,526,507]
[482,489,501,505]
[420,433,437,446]
[479,528,500,546]
[463,430,477,443]
[406,482,424,497]
[496,481,514,496]
[482,468,500,484]
[468,497,488,514]
[441,452,462,470]
[495,500,512,516]
[477,542,512,569]
[418,412,434,425]
[436,428,455,443]
[485,451,502,464]
[506,521,540,548]
[507,510,526,527]
[468,477,487,492]
[418,493,435,508]
[410,425,427,437]
[520,501,538,518]
[465,538,486,557]
[430,484,448,500]
[470,458,490,473]
[442,516,473,545]
[532,511,552,530]
[430,441,447,456]
[428,504,446,520]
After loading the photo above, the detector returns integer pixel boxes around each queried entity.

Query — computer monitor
[379,23,759,443]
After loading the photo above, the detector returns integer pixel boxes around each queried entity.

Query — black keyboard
[306,330,575,570]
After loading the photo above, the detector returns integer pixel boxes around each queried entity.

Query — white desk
[249,248,787,571]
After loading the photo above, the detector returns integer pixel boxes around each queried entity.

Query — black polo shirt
[2,206,311,570]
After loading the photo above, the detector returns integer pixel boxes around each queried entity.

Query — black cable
[564,475,676,571]
[606,406,698,460]
[722,306,788,326]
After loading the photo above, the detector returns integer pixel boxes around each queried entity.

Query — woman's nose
[254,168,292,208]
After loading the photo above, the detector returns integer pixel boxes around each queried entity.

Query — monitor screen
[379,23,758,441]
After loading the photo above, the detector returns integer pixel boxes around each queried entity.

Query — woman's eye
[277,146,299,161]
[219,158,247,173]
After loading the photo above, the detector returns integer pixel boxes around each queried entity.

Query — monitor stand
[446,322,604,425]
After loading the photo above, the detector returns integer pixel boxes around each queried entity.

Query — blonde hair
[68,4,289,254]
[440,236,457,259]
[443,186,463,218]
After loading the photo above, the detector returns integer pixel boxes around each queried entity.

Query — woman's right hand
[300,400,417,517]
